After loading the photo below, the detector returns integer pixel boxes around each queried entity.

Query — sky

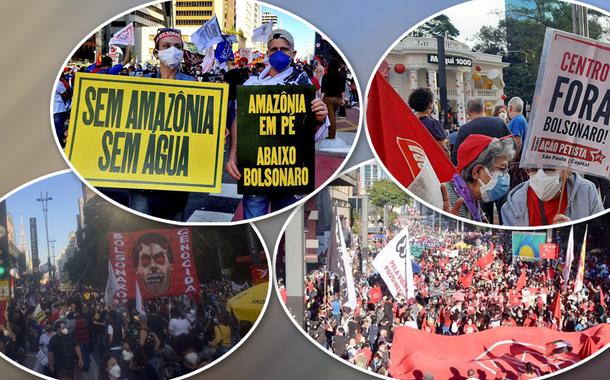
[5,172,83,267]
[439,0,505,48]
[262,6,316,59]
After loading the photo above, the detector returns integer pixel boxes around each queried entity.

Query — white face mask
[108,364,121,378]
[529,169,562,201]
[157,46,183,69]
[185,352,198,365]
[122,350,134,361]
[61,328,69,335]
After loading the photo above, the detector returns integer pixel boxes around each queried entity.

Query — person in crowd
[168,308,192,339]
[34,321,55,375]
[507,97,529,188]
[107,310,125,359]
[493,104,508,124]
[450,98,514,223]
[224,29,329,218]
[137,314,160,371]
[170,333,206,377]
[442,134,515,222]
[73,308,91,372]
[321,58,346,140]
[48,320,83,380]
[53,70,72,148]
[209,314,232,359]
[501,167,604,226]
[99,353,121,380]
[407,87,450,156]
[121,336,159,380]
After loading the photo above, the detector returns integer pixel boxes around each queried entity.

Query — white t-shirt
[168,318,191,337]
[54,81,70,114]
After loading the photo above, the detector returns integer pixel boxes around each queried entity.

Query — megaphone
[487,69,505,89]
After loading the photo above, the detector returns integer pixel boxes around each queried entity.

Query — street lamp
[36,192,53,279]
[496,50,529,64]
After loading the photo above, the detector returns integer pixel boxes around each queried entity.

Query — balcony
[474,89,500,98]
[394,37,471,54]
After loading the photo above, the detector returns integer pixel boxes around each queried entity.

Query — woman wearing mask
[170,334,205,378]
[121,337,159,380]
[99,353,122,380]
[501,167,603,226]
[442,134,515,223]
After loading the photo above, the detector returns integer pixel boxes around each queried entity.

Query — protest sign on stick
[65,73,228,192]
[522,28,610,177]
[236,85,316,194]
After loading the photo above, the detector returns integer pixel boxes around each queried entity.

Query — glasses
[526,168,559,175]
[490,164,509,174]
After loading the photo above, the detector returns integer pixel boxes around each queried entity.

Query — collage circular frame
[50,0,363,226]
[0,169,272,380]
[364,0,610,231]
[273,158,610,380]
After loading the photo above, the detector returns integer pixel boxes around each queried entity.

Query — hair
[493,105,507,117]
[101,56,113,68]
[327,58,341,74]
[408,88,434,112]
[123,336,147,368]
[461,138,516,182]
[98,353,116,380]
[132,232,173,268]
[508,97,524,113]
[466,98,484,115]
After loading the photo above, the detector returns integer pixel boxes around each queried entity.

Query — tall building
[359,163,387,191]
[261,11,278,28]
[235,0,265,51]
[18,217,30,270]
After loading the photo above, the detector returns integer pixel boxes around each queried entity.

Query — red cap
[456,134,495,173]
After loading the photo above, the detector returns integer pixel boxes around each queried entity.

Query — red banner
[249,265,269,285]
[390,324,610,380]
[540,243,559,260]
[531,137,606,164]
[107,228,200,303]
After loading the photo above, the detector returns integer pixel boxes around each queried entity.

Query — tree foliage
[368,179,411,212]
[471,0,609,105]
[412,15,460,39]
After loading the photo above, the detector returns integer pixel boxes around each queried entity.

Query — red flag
[516,270,527,292]
[600,287,606,308]
[95,50,102,65]
[551,292,562,322]
[547,266,555,282]
[476,244,495,269]
[369,286,382,304]
[389,324,610,380]
[459,270,474,288]
[366,72,456,189]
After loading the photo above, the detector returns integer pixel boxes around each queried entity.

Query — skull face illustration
[134,233,172,297]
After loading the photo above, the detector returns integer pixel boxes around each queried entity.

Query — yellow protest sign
[65,73,228,192]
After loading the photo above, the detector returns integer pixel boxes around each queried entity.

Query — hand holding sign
[311,98,328,123]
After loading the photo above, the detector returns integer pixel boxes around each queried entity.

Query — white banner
[252,22,273,43]
[372,228,415,299]
[335,212,357,310]
[191,15,223,52]
[109,22,134,46]
[522,28,610,177]
[562,226,575,291]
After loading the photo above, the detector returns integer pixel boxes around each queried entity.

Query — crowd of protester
[0,279,253,380]
[291,220,610,377]
[406,88,608,227]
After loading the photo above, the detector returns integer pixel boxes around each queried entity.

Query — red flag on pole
[475,243,495,269]
[459,270,474,288]
[366,72,456,189]
[551,292,562,323]
[516,270,527,292]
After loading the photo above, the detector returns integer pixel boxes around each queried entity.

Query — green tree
[412,15,460,39]
[368,179,411,234]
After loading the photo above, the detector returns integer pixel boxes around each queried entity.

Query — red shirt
[527,187,567,226]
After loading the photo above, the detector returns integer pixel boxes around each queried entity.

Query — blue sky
[5,172,83,267]
[262,6,315,59]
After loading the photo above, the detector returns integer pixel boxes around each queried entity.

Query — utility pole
[36,192,53,279]
[49,238,57,279]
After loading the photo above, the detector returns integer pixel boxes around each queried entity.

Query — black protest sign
[236,84,316,194]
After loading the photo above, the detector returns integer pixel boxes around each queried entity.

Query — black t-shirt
[48,333,78,370]
[124,363,160,380]
[224,68,250,100]
[332,335,348,357]
[450,116,512,165]
[321,71,346,98]
[419,116,446,141]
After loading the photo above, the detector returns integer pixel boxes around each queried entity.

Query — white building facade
[386,37,510,126]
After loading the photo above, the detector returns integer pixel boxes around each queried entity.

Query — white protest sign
[522,28,610,177]
[372,228,415,299]
[109,22,134,46]
[191,15,223,52]
[252,22,273,43]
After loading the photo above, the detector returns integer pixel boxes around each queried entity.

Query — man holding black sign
[225,29,329,218]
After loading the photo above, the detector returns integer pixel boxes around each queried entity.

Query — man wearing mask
[48,320,83,380]
[225,29,329,218]
[501,167,603,226]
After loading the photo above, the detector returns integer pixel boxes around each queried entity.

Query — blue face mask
[269,50,291,72]
[479,167,510,202]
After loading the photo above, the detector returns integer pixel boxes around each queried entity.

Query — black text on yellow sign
[237,85,316,194]
[64,73,228,192]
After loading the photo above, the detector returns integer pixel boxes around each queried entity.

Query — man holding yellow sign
[65,28,228,220]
